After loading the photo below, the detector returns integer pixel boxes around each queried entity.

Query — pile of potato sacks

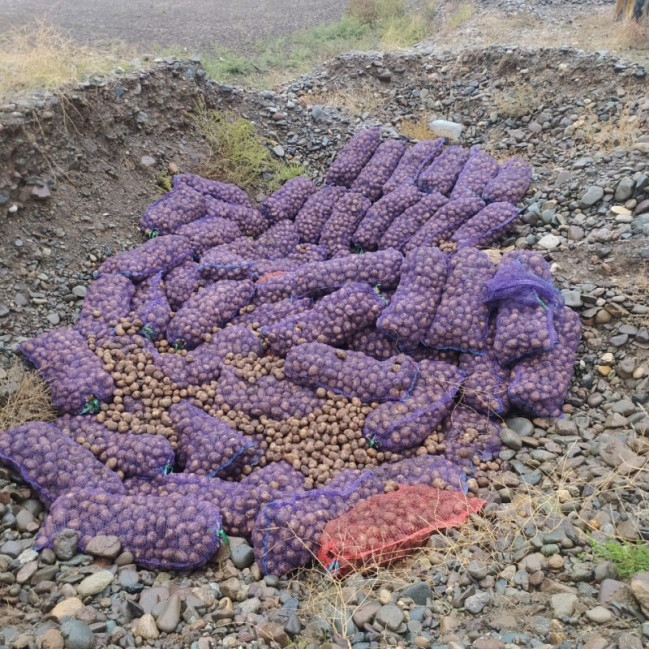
[0,128,581,575]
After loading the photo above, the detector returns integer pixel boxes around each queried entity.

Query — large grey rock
[580,186,604,208]
[551,592,578,617]
[85,535,121,559]
[400,582,432,605]
[60,618,95,649]
[231,543,255,570]
[375,604,404,631]
[76,570,114,598]
[155,594,181,633]
[630,571,649,616]
[465,590,491,614]
[615,176,635,202]
[53,530,79,561]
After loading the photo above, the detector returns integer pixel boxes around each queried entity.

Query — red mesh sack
[318,485,485,577]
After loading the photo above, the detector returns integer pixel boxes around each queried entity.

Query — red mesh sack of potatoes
[318,485,485,577]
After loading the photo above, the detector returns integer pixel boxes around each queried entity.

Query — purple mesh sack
[376,247,448,350]
[259,177,317,224]
[318,191,371,257]
[204,196,268,238]
[252,471,384,575]
[347,327,399,361]
[325,128,382,188]
[170,400,253,477]
[249,244,328,279]
[260,283,385,355]
[76,274,136,342]
[0,422,125,506]
[487,250,563,366]
[459,326,511,416]
[292,249,403,297]
[351,139,409,202]
[163,260,204,311]
[507,306,581,418]
[174,215,241,254]
[450,148,499,200]
[36,490,222,570]
[55,415,174,479]
[450,202,521,249]
[417,145,471,196]
[253,219,301,259]
[482,157,532,204]
[230,297,312,328]
[370,455,466,491]
[173,173,252,207]
[363,360,464,452]
[98,235,194,282]
[441,406,503,468]
[353,181,423,251]
[423,247,496,354]
[197,240,257,281]
[20,328,115,413]
[379,192,449,251]
[383,139,445,194]
[295,185,347,243]
[140,185,206,236]
[252,272,296,305]
[166,279,255,349]
[156,325,262,387]
[403,195,485,253]
[285,343,418,403]
[130,271,172,340]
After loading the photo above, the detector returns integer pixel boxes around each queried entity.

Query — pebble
[375,604,404,631]
[50,597,84,620]
[257,621,288,648]
[230,543,255,570]
[538,233,561,250]
[550,592,578,617]
[465,591,491,614]
[378,588,392,605]
[400,581,432,605]
[585,606,614,623]
[53,530,79,561]
[156,594,181,632]
[85,535,121,559]
[76,570,114,598]
[580,186,604,207]
[60,618,95,649]
[134,614,159,640]
[41,628,65,649]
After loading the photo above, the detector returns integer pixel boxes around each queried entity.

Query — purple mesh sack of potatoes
[486,250,563,366]
[423,247,496,354]
[140,185,206,235]
[98,235,194,282]
[351,138,409,202]
[507,306,581,418]
[362,360,464,452]
[370,455,466,491]
[253,219,301,260]
[249,244,328,279]
[285,343,418,403]
[325,127,382,188]
[482,157,532,204]
[450,148,499,200]
[204,196,268,238]
[403,195,485,253]
[157,325,262,388]
[260,282,385,355]
[55,415,174,479]
[174,215,241,254]
[173,173,252,207]
[252,470,384,575]
[441,406,503,468]
[417,145,471,196]
[36,490,222,570]
[197,240,257,281]
[0,422,125,506]
[170,400,253,477]
[295,185,347,243]
[163,260,203,311]
[347,327,399,361]
[353,181,423,251]
[319,191,371,257]
[292,249,403,297]
[20,328,115,413]
[459,327,511,416]
[376,247,448,350]
[166,279,255,349]
[230,297,312,328]
[130,271,172,340]
[383,139,445,194]
[76,274,136,342]
[259,176,317,224]
[450,202,521,249]
[252,273,296,305]
[379,192,449,251]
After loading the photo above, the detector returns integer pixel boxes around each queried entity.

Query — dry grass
[0,21,133,102]
[493,82,544,119]
[398,114,437,140]
[570,103,643,153]
[0,362,56,432]
[306,84,384,116]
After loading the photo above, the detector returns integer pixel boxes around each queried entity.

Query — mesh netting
[140,185,206,235]
[285,343,419,403]
[169,400,253,477]
[351,139,409,202]
[450,202,521,249]
[252,272,296,304]
[254,219,301,259]
[370,455,466,491]
[173,173,252,207]
[163,260,203,311]
[417,145,471,196]
[35,490,222,570]
[248,243,328,279]
[383,139,445,194]
[259,177,317,224]
[197,240,257,281]
[450,148,499,200]
[130,271,172,340]
[441,406,503,468]
[318,485,485,576]
[204,196,268,238]
[325,127,382,188]
[482,157,532,204]
[363,359,464,452]
[347,326,400,361]
[318,191,371,257]
[175,215,242,254]
[20,328,115,413]
[294,185,348,243]
[0,422,125,506]
[230,296,312,328]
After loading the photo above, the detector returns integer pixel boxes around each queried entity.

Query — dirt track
[0,0,349,51]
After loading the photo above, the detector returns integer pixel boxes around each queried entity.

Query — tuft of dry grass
[306,83,384,116]
[0,361,56,432]
[493,82,543,119]
[398,114,436,140]
[570,102,642,153]
[0,21,133,102]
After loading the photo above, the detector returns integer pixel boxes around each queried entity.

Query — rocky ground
[1,14,649,649]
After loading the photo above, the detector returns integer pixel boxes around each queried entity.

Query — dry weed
[494,82,543,119]
[398,114,437,140]
[306,84,383,116]
[570,102,642,153]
